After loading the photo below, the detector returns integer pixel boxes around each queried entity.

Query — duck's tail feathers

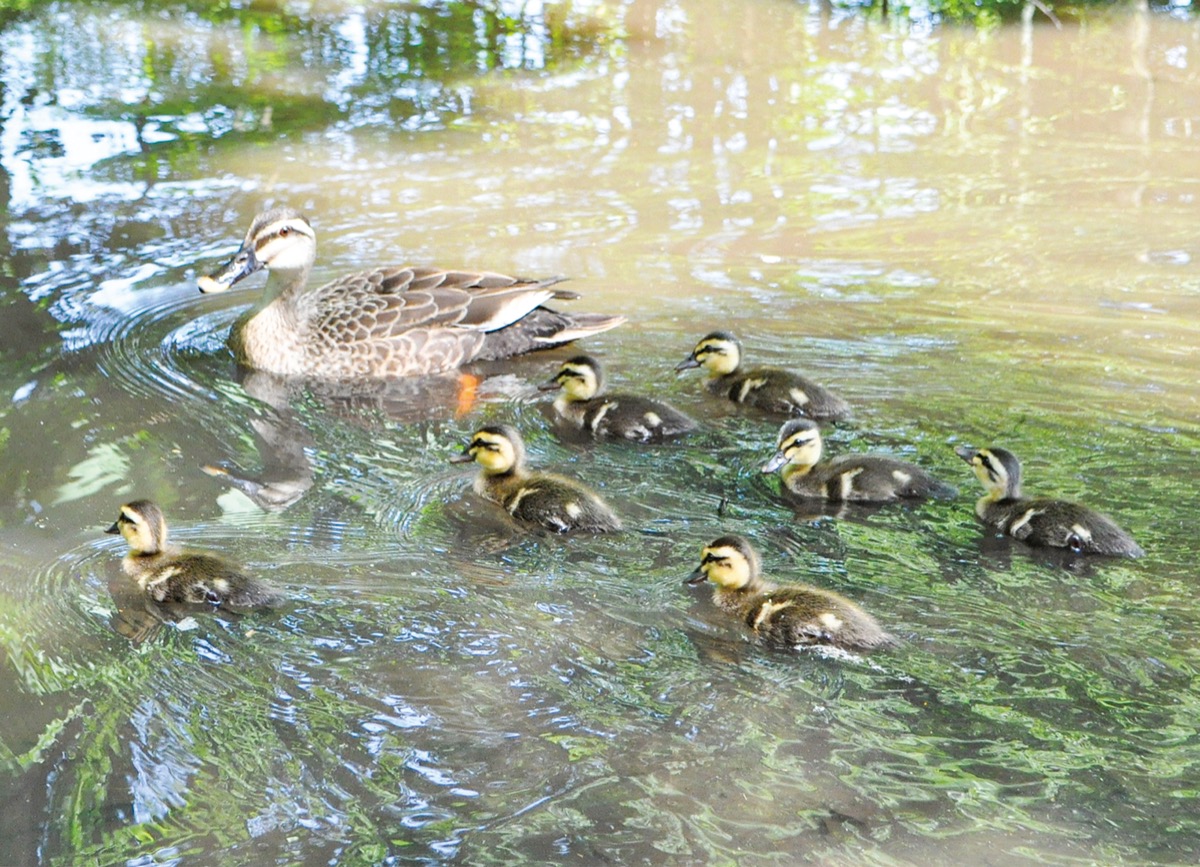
[474,309,626,361]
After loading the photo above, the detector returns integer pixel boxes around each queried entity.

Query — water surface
[1,1,1198,863]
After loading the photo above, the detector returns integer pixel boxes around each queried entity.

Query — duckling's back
[128,552,284,609]
[739,585,893,651]
[711,368,850,420]
[980,497,1144,557]
[486,472,622,533]
[792,455,955,502]
[575,394,696,443]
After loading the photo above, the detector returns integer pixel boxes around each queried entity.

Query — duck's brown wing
[302,267,595,376]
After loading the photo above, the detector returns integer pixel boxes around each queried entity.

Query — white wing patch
[818,611,844,632]
[565,502,583,519]
[644,411,662,428]
[507,486,539,515]
[839,467,865,499]
[891,469,912,486]
[589,403,612,432]
[1070,523,1093,542]
[738,378,767,403]
[1007,508,1043,536]
[788,387,810,407]
[752,599,792,630]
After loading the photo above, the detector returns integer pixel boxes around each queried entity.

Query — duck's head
[106,500,168,555]
[686,534,761,591]
[955,445,1021,499]
[198,207,316,294]
[450,424,527,475]
[675,331,742,377]
[539,355,605,402]
[762,419,823,474]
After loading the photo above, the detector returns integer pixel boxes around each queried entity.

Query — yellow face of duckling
[106,500,168,555]
[761,419,824,475]
[198,208,317,294]
[542,356,603,402]
[676,332,742,377]
[955,445,1020,500]
[451,425,524,476]
[686,536,761,591]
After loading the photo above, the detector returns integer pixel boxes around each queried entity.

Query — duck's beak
[761,451,788,474]
[954,445,978,464]
[674,355,700,373]
[448,446,475,464]
[105,521,121,535]
[537,377,563,392]
[198,245,261,294]
[685,566,708,586]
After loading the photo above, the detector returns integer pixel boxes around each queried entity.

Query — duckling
[763,419,956,502]
[955,446,1144,557]
[539,355,696,443]
[106,500,284,608]
[685,535,892,651]
[198,207,625,378]
[674,331,850,420]
[450,424,621,533]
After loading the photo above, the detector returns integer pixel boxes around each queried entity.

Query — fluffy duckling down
[451,424,621,533]
[675,331,850,420]
[763,419,956,503]
[107,500,283,608]
[956,445,1144,557]
[540,355,696,443]
[686,535,892,651]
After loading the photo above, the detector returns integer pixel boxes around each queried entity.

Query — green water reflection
[1,1,1199,864]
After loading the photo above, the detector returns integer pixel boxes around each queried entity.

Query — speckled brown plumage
[200,208,625,378]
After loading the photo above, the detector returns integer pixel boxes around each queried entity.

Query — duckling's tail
[474,309,626,361]
[926,479,959,500]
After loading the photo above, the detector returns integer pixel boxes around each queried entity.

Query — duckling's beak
[685,566,708,586]
[198,245,261,294]
[954,445,979,464]
[761,451,788,474]
[537,377,563,392]
[448,446,475,464]
[674,355,700,373]
[105,521,121,535]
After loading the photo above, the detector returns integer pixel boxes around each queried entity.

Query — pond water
[1,0,1199,863]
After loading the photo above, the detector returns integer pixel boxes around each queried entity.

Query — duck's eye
[280,226,291,237]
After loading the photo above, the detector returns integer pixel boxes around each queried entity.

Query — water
[2,0,1199,863]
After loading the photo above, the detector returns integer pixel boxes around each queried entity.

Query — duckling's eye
[700,553,726,566]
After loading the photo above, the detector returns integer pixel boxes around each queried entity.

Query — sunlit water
[1,0,1199,863]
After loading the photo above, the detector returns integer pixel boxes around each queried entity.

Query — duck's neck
[476,464,525,494]
[713,575,777,612]
[263,266,310,311]
[781,462,814,483]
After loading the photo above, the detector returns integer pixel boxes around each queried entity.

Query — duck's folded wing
[310,266,567,336]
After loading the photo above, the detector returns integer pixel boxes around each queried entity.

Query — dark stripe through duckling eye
[700,552,727,565]
[471,439,500,451]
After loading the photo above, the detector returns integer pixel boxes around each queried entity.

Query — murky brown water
[1,1,1198,864]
